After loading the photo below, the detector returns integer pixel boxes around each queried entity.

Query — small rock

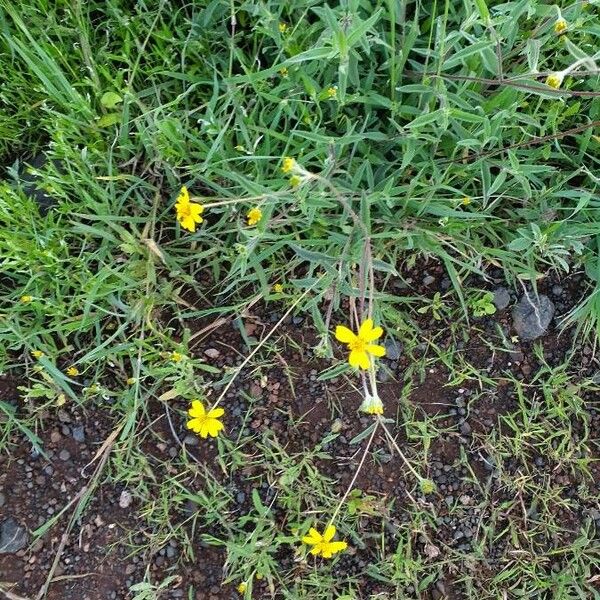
[57,409,71,423]
[50,431,61,443]
[551,284,563,297]
[459,421,472,435]
[119,490,133,509]
[492,287,511,310]
[423,275,435,286]
[0,493,5,508]
[204,348,220,359]
[71,425,85,442]
[59,449,71,461]
[0,518,28,553]
[384,338,402,361]
[183,434,199,446]
[512,293,555,341]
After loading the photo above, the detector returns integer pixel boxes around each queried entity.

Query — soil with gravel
[1,265,599,599]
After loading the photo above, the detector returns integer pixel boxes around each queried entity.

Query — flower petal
[303,528,322,544]
[207,407,224,419]
[323,525,336,542]
[176,186,190,204]
[335,325,356,344]
[349,349,370,370]
[206,419,224,437]
[363,325,383,342]
[358,319,374,338]
[365,344,386,357]
[323,541,347,557]
[186,417,201,432]
[189,400,205,418]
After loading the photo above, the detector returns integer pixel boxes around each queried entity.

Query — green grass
[1,0,600,598]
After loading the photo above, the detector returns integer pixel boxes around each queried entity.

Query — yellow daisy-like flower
[66,366,79,377]
[326,86,337,99]
[187,400,225,438]
[554,18,568,35]
[461,196,471,205]
[278,22,288,33]
[247,206,263,226]
[175,186,205,233]
[171,351,183,363]
[32,350,45,359]
[545,73,562,89]
[273,283,284,293]
[279,67,288,77]
[335,319,386,370]
[127,377,137,385]
[237,582,247,594]
[289,175,301,187]
[302,524,348,559]
[20,295,33,303]
[281,156,295,174]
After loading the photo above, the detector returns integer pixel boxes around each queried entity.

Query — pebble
[492,287,511,310]
[459,421,472,435]
[59,449,71,461]
[72,425,85,442]
[384,338,402,361]
[512,294,555,341]
[0,493,4,508]
[0,518,28,553]
[204,348,220,359]
[423,275,435,286]
[119,490,133,509]
[183,434,199,446]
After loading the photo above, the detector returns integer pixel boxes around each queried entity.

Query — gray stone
[0,493,5,508]
[183,434,199,446]
[459,421,472,435]
[59,449,71,461]
[72,425,85,442]
[0,518,28,553]
[492,287,511,310]
[384,338,402,361]
[512,294,555,341]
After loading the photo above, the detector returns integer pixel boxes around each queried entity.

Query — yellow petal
[207,407,224,419]
[366,344,386,357]
[188,400,205,418]
[186,418,201,432]
[206,419,224,437]
[349,349,370,370]
[309,545,321,555]
[302,528,322,544]
[180,216,197,232]
[176,186,190,203]
[335,325,356,343]
[322,541,347,558]
[363,325,383,342]
[358,319,374,338]
[323,524,336,542]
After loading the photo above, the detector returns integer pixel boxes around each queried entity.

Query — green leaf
[96,113,121,127]
[100,91,123,109]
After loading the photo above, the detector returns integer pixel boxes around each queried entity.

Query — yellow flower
[20,295,33,303]
[32,350,45,359]
[175,186,205,232]
[127,377,137,385]
[359,392,384,415]
[187,400,225,438]
[326,86,337,99]
[335,319,386,369]
[247,206,263,226]
[278,22,288,33]
[66,366,79,377]
[273,283,284,293]
[171,351,183,363]
[281,156,295,174]
[554,18,568,35]
[289,175,301,187]
[545,73,563,89]
[461,196,471,205]
[279,67,288,77]
[302,524,347,559]
[237,582,247,594]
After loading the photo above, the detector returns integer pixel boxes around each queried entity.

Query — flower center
[178,202,192,218]
[349,337,366,352]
